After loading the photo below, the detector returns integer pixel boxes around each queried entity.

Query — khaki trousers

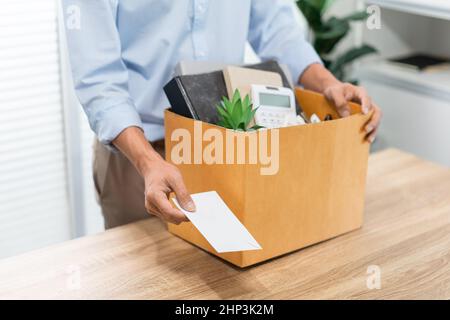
[92,139,165,229]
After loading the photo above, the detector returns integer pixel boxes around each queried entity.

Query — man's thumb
[172,180,196,212]
[179,194,196,212]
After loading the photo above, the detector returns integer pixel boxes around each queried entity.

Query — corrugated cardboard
[164,88,371,267]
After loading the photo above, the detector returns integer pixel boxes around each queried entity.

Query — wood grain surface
[0,149,449,299]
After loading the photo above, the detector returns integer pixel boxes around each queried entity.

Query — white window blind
[0,0,72,258]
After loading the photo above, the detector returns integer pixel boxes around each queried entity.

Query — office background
[1,0,449,259]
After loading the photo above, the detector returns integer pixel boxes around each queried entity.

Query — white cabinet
[360,78,450,166]
[367,0,450,20]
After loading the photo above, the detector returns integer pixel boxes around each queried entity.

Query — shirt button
[198,51,206,58]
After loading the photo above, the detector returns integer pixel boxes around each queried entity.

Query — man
[63,0,381,229]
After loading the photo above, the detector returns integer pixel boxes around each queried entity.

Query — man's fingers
[364,105,382,134]
[168,173,196,212]
[344,86,371,115]
[144,200,162,219]
[356,87,372,115]
[364,104,382,143]
[366,127,378,143]
[327,88,351,117]
[153,192,189,224]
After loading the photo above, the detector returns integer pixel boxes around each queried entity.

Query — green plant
[216,89,263,131]
[296,0,377,82]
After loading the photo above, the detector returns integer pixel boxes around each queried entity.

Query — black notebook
[164,70,226,124]
[163,60,293,124]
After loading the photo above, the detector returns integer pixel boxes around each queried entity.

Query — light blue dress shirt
[62,0,321,147]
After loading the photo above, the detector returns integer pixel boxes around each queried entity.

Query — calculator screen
[259,93,291,108]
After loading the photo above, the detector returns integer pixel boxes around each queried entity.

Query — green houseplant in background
[216,90,264,131]
[296,0,377,82]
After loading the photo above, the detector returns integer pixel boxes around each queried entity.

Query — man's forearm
[298,63,341,93]
[112,126,193,223]
[112,126,162,176]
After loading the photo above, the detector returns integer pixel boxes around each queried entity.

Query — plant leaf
[250,107,258,118]
[314,17,349,54]
[296,0,334,31]
[322,58,332,69]
[244,107,254,128]
[238,122,247,131]
[306,0,333,12]
[222,97,234,115]
[217,119,227,127]
[217,104,234,129]
[232,89,241,104]
[241,94,253,128]
[249,125,265,131]
[216,104,228,117]
[343,11,370,21]
[297,1,321,31]
[242,94,251,108]
[231,98,243,126]
[216,89,260,131]
[295,1,379,81]
[329,44,377,77]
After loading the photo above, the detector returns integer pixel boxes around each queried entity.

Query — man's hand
[141,158,194,224]
[113,127,195,224]
[323,82,382,143]
[299,63,382,143]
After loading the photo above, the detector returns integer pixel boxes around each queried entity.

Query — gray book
[175,60,294,88]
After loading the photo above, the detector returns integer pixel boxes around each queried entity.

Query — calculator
[251,85,297,128]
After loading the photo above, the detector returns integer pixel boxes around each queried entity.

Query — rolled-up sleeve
[248,0,322,84]
[62,0,143,148]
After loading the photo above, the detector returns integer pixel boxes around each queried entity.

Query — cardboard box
[164,88,371,267]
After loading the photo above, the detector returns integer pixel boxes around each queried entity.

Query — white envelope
[172,191,262,253]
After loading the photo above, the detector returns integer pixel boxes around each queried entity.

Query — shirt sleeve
[248,0,322,85]
[62,0,143,148]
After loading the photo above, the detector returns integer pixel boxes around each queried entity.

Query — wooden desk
[1,149,449,299]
